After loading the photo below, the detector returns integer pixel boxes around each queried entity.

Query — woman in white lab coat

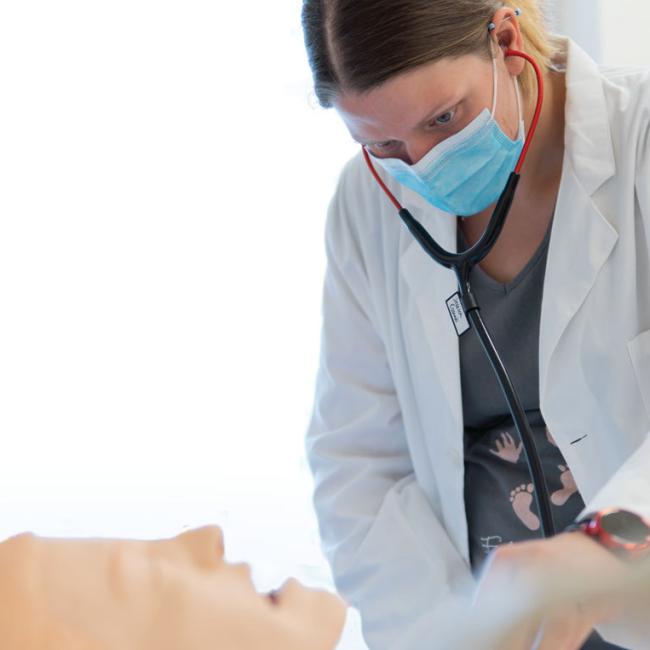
[301,0,650,649]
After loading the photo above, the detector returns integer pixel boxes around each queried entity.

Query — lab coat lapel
[539,38,618,407]
[398,205,463,454]
[539,161,618,406]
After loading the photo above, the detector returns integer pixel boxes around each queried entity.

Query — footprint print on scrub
[551,464,578,506]
[510,483,540,531]
[545,427,557,447]
[543,430,580,507]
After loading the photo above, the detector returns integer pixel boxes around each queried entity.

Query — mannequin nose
[177,525,226,568]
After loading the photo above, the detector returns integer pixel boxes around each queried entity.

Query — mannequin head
[0,525,346,649]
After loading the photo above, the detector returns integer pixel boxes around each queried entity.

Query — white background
[0,2,648,648]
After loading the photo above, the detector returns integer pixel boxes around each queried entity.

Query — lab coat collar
[560,36,616,195]
[538,38,619,410]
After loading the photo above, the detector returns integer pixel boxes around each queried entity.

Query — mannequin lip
[266,589,280,605]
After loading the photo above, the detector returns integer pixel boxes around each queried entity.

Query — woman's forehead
[334,54,489,140]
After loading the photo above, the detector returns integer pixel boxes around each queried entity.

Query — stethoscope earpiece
[488,8,522,33]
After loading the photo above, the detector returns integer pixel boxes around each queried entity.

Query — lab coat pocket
[628,329,650,419]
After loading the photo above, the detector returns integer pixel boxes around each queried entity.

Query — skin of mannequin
[0,525,347,650]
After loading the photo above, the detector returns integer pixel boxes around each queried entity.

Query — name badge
[446,292,470,337]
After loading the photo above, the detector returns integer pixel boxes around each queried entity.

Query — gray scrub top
[458,219,625,650]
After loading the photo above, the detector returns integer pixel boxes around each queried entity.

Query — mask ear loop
[513,74,523,134]
[488,30,521,126]
[488,9,522,127]
[486,21,500,116]
[489,56,498,117]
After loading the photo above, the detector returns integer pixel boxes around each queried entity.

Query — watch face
[601,510,650,545]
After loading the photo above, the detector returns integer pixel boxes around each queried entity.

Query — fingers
[471,535,649,650]
[495,617,542,650]
[491,607,594,650]
[534,611,594,650]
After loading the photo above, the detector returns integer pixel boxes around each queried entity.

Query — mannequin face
[0,526,346,650]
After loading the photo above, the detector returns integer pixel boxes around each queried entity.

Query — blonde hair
[302,0,559,107]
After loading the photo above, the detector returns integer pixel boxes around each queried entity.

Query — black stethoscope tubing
[362,49,556,539]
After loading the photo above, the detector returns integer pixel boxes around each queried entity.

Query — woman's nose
[405,137,439,166]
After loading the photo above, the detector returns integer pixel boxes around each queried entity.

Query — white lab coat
[306,37,650,650]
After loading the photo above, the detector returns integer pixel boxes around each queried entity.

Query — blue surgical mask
[371,57,525,217]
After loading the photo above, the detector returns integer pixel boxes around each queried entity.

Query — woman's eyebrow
[351,134,386,146]
[351,97,459,146]
[415,97,458,127]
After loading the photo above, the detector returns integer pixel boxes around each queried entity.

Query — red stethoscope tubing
[362,49,545,211]
[511,49,544,173]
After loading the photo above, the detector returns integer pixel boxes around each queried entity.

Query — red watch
[566,508,650,559]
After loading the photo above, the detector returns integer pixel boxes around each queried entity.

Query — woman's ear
[490,7,526,77]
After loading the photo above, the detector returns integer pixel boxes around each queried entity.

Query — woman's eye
[368,140,399,156]
[432,109,455,126]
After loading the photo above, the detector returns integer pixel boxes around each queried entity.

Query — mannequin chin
[0,525,347,650]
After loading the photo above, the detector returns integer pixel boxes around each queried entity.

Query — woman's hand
[471,532,640,649]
